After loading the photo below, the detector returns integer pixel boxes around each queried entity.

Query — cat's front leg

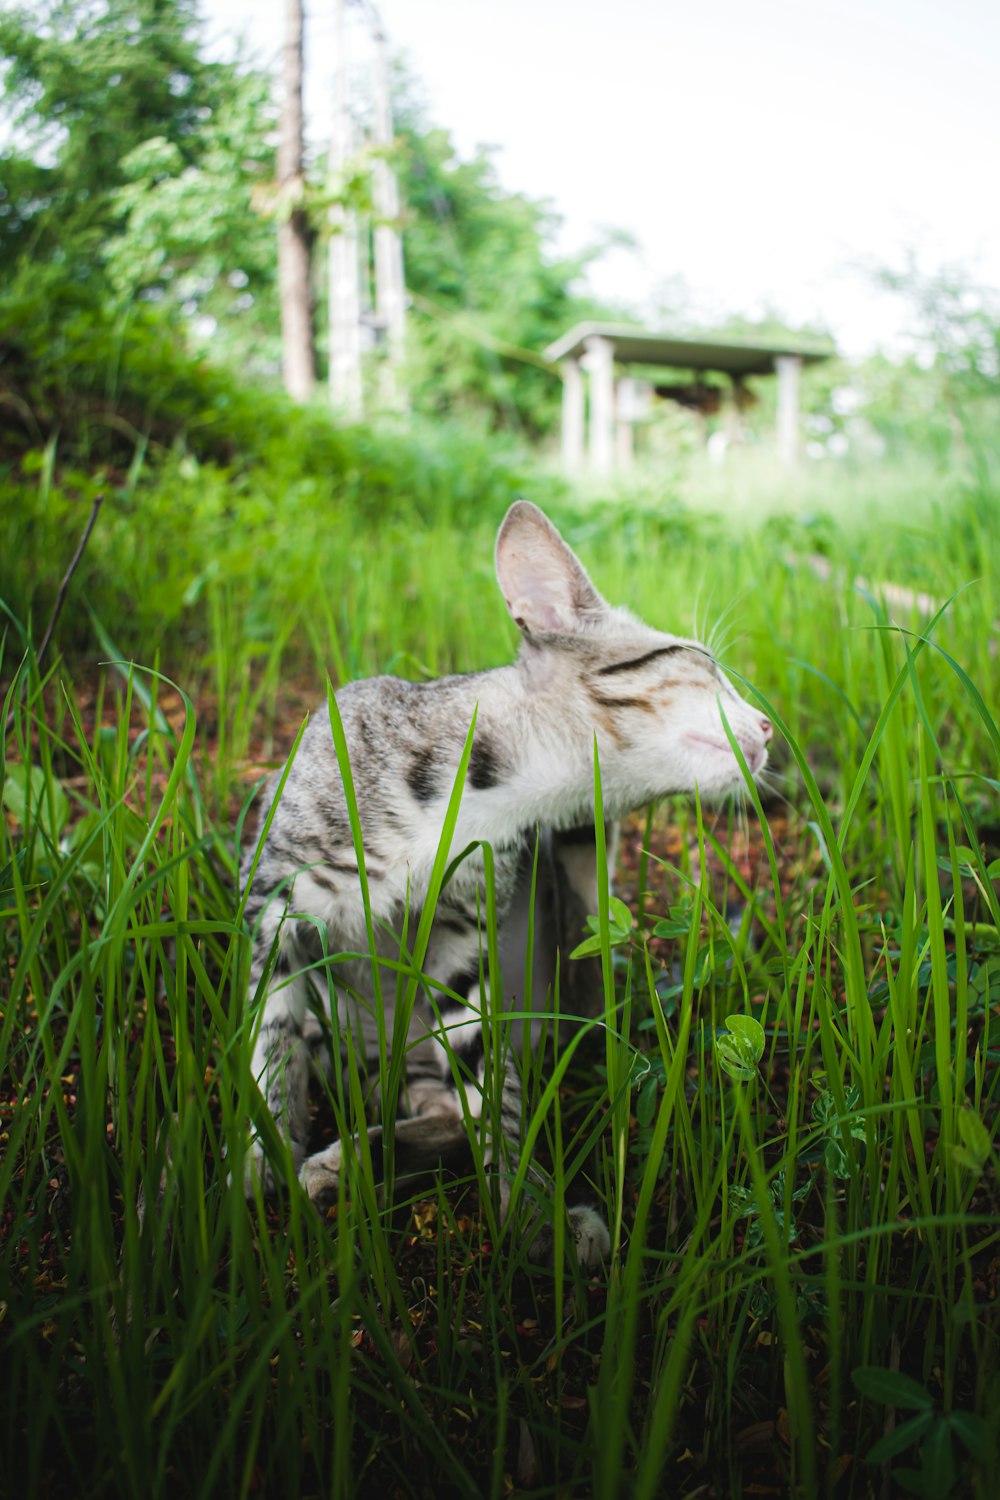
[491,1052,611,1271]
[550,820,619,1028]
[423,972,610,1271]
[299,1112,472,1209]
[246,940,312,1193]
[297,1137,343,1207]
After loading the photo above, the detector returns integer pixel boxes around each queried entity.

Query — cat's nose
[759,717,772,742]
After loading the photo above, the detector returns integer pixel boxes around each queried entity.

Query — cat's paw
[242,1136,307,1198]
[569,1205,611,1269]
[299,1142,343,1209]
[523,1201,610,1269]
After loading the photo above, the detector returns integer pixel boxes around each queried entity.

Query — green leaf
[923,1417,957,1494]
[652,917,690,939]
[852,1366,935,1411]
[894,1467,934,1497]
[715,1014,765,1081]
[947,1409,990,1460]
[953,1104,992,1175]
[867,1409,936,1462]
[569,934,606,959]
[2,763,70,841]
[725,1014,765,1060]
[570,894,632,959]
[0,848,29,900]
[608,895,633,933]
[636,1075,658,1128]
[715,1037,756,1081]
[812,1088,837,1125]
[824,1138,851,1178]
[727,1183,756,1216]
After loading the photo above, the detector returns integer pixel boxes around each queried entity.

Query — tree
[393,90,606,438]
[0,1,219,260]
[0,5,613,434]
[0,0,279,369]
[103,67,279,369]
[276,0,315,399]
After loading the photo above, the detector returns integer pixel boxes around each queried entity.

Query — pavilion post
[543,325,832,473]
[560,358,585,471]
[584,335,615,474]
[328,0,363,418]
[775,354,802,465]
[616,376,636,468]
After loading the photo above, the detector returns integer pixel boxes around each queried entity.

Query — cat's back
[244,670,490,886]
[290,669,489,790]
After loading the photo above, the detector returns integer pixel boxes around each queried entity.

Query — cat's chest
[367,828,525,922]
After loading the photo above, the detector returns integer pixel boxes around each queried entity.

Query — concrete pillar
[328,0,363,419]
[615,376,636,469]
[371,9,407,411]
[775,354,802,465]
[329,221,363,418]
[584,335,615,474]
[560,358,585,471]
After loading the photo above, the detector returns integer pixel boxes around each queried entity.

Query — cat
[241,500,771,1267]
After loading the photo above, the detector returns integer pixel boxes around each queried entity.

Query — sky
[202,0,1000,358]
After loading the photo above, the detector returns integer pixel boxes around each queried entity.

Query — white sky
[202,0,1000,357]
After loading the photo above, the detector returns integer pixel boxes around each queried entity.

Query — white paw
[299,1142,343,1207]
[569,1205,611,1268]
[243,1136,306,1198]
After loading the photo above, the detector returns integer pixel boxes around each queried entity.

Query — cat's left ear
[495,500,607,635]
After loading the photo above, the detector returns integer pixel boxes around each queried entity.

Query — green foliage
[714,1012,765,1082]
[812,1084,868,1178]
[845,260,1000,471]
[2,463,1000,1495]
[105,68,280,370]
[0,261,274,464]
[2,10,1000,1495]
[0,0,279,368]
[0,261,565,660]
[853,1367,993,1496]
[1,1,226,255]
[954,1102,993,1177]
[0,2,610,437]
[877,257,1000,395]
[569,895,634,958]
[394,89,606,437]
[1,760,69,845]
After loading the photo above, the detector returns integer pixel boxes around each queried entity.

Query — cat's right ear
[495,500,606,635]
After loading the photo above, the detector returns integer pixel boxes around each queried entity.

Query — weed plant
[1,450,999,1496]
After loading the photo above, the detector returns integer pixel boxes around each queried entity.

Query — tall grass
[1,463,999,1497]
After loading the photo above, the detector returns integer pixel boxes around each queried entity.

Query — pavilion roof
[544,322,836,377]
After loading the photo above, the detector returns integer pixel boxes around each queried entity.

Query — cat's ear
[495,501,607,635]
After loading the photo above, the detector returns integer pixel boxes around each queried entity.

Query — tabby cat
[242,501,771,1266]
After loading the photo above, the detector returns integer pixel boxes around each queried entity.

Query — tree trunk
[370,9,407,410]
[278,0,315,400]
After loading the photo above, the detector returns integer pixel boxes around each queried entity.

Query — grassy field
[1,440,999,1498]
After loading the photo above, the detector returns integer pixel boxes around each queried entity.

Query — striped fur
[242,502,771,1267]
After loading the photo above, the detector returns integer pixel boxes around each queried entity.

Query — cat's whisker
[691,576,720,649]
[755,770,798,817]
[705,593,746,659]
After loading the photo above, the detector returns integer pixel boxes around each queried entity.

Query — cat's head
[495,500,772,803]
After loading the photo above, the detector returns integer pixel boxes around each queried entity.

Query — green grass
[1,452,999,1497]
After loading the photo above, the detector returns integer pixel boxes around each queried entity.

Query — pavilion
[543,322,836,472]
